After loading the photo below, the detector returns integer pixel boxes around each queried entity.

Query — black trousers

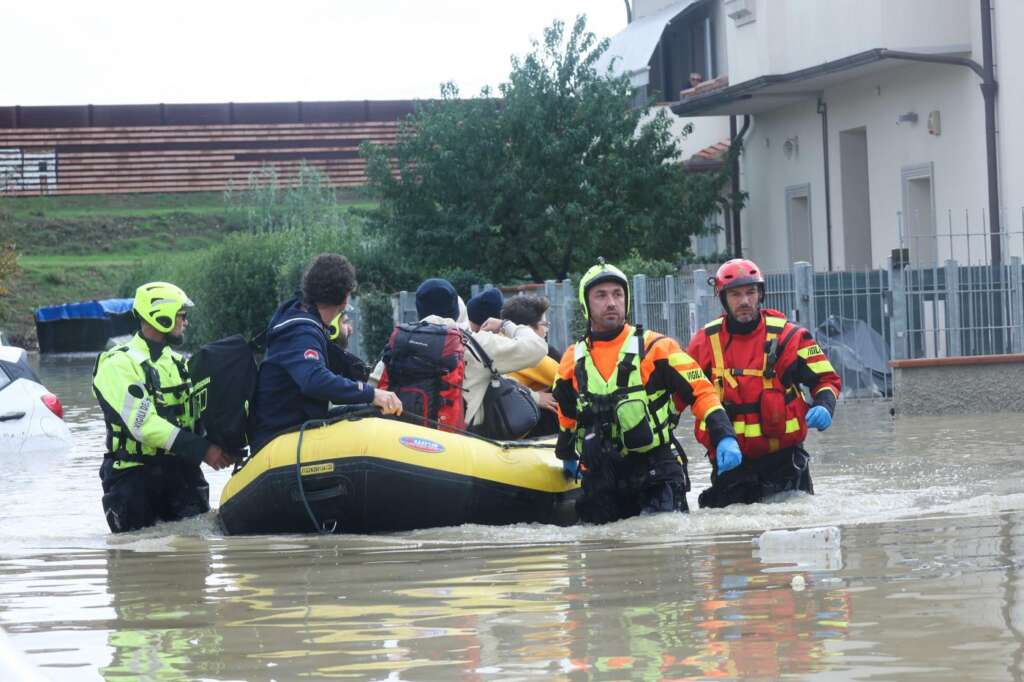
[698,444,813,509]
[576,444,689,525]
[100,456,210,533]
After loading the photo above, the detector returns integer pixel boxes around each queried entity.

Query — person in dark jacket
[248,254,402,453]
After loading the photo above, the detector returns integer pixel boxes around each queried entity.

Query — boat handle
[290,484,347,503]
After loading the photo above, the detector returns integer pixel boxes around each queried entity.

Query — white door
[901,163,937,267]
[786,184,813,266]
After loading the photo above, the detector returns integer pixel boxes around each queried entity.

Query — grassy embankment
[0,191,373,347]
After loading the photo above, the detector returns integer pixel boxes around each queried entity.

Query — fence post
[563,279,576,347]
[633,274,648,328]
[396,291,411,325]
[664,274,679,342]
[889,255,908,360]
[692,268,711,337]
[792,261,815,328]
[470,284,480,298]
[348,295,363,360]
[944,259,962,357]
[544,279,561,351]
[1011,256,1023,354]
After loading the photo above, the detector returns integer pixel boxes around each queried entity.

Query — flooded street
[2,354,1024,680]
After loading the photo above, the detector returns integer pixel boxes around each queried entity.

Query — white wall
[739,61,987,271]
[994,0,1024,217]
[657,107,731,161]
[725,0,972,86]
[737,100,826,271]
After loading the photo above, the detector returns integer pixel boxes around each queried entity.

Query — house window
[648,7,716,101]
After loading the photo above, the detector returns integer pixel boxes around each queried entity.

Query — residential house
[605,0,1021,271]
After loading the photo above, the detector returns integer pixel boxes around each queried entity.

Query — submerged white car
[0,346,72,454]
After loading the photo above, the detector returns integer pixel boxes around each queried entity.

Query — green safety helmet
[133,281,194,334]
[578,259,629,318]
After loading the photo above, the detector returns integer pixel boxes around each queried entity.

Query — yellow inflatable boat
[218,416,581,534]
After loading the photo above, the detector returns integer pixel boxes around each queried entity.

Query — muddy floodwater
[2,354,1024,680]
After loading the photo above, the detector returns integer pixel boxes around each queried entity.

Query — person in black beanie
[372,278,545,434]
[466,288,504,332]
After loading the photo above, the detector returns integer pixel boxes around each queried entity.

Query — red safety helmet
[710,258,765,298]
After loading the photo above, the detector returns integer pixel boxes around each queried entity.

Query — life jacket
[92,335,195,467]
[188,333,262,453]
[379,321,466,431]
[572,326,677,456]
[695,311,807,457]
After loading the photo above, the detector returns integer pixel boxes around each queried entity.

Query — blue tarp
[35,298,134,323]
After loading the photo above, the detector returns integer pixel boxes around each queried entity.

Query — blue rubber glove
[715,436,742,473]
[562,458,580,480]
[806,405,832,431]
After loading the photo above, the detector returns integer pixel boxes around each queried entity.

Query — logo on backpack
[379,322,466,431]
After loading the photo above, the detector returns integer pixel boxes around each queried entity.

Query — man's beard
[166,333,185,347]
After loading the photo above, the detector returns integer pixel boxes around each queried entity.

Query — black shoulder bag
[462,331,540,440]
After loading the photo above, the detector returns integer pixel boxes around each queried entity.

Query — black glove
[554,430,576,461]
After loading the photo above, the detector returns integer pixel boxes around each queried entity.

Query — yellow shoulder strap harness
[706,315,786,389]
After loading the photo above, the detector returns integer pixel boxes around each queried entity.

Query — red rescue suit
[686,308,841,461]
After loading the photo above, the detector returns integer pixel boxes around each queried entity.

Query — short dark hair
[501,294,550,328]
[301,253,357,306]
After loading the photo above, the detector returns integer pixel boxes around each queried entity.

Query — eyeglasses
[538,320,550,328]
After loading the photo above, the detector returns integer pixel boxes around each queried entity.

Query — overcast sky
[1,1,627,106]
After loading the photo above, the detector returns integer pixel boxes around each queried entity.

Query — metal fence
[375,212,1024,401]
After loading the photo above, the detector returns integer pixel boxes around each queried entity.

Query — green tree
[363,15,732,283]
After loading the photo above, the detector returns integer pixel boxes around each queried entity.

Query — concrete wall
[724,0,972,85]
[994,0,1024,215]
[892,356,1024,415]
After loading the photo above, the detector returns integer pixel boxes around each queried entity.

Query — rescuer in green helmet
[551,260,738,523]
[92,281,233,533]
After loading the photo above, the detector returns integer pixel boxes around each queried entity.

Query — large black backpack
[188,334,261,453]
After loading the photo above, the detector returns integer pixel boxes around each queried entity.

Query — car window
[0,358,37,385]
[0,364,10,393]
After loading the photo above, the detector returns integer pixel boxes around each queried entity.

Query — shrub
[186,231,290,346]
[225,163,342,235]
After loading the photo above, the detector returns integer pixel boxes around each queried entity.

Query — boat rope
[254,404,558,535]
[295,419,338,535]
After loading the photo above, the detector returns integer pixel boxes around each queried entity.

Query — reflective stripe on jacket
[686,309,841,459]
[92,333,196,469]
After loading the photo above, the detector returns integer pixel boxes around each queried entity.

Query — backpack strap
[461,331,499,379]
[249,327,268,352]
